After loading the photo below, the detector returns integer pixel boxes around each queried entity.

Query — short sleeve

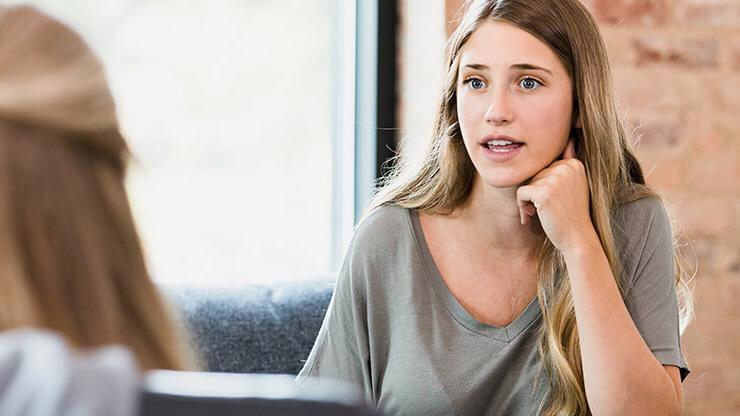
[618,198,690,381]
[295,234,374,403]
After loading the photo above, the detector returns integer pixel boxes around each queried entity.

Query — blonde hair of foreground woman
[0,5,193,371]
[368,0,694,414]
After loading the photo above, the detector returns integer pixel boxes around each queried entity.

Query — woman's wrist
[560,226,603,263]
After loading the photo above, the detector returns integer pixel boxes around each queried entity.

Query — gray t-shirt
[297,197,689,416]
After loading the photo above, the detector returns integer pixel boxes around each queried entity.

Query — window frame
[332,0,399,271]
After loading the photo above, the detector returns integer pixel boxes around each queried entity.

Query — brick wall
[442,1,740,414]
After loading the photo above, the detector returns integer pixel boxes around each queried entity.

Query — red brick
[682,276,740,362]
[675,0,740,27]
[638,153,686,192]
[684,363,740,414]
[600,27,637,67]
[684,404,740,416]
[445,0,466,35]
[704,74,740,112]
[684,117,725,154]
[730,38,740,71]
[684,362,740,398]
[684,148,740,196]
[590,0,671,26]
[633,36,720,69]
[612,69,703,112]
[629,116,688,154]
[681,276,740,415]
[691,239,740,278]
[673,197,736,239]
[682,117,740,196]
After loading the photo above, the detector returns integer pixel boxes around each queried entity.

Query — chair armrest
[139,370,379,416]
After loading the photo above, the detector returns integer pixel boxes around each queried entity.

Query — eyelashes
[518,77,542,90]
[463,77,486,89]
[461,76,544,91]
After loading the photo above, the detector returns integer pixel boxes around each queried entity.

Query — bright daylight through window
[18,0,340,285]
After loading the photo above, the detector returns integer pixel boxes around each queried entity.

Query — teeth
[491,147,514,153]
[487,139,513,146]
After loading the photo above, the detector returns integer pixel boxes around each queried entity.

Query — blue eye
[463,78,486,90]
[519,77,542,90]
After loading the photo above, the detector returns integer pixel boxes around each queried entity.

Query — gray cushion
[163,276,335,374]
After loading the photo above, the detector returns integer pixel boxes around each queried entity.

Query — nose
[484,87,513,126]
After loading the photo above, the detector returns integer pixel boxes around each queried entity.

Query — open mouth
[483,139,524,153]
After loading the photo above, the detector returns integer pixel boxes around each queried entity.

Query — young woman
[297,1,692,415]
[0,5,193,372]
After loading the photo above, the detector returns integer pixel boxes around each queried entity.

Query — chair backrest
[162,276,335,374]
[139,371,379,416]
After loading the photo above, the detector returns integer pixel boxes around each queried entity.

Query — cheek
[525,95,573,146]
[456,93,483,141]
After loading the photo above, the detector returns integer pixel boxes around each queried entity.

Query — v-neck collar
[407,208,541,343]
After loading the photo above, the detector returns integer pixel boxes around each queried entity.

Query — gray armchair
[145,276,381,415]
[165,275,335,374]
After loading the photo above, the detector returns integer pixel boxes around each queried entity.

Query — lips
[487,142,523,152]
[477,134,525,161]
[479,134,525,151]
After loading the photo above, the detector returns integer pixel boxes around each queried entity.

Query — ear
[575,115,582,129]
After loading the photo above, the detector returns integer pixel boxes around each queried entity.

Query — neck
[451,175,544,258]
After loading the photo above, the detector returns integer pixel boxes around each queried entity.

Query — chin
[470,152,542,187]
[477,172,527,189]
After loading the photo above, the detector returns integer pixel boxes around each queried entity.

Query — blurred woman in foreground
[0,5,193,414]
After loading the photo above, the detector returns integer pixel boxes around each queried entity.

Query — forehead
[458,20,564,72]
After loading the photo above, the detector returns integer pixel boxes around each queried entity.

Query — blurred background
[11,0,739,413]
[6,0,341,286]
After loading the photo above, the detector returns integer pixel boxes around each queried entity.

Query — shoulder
[353,204,411,247]
[611,196,675,285]
[358,203,409,230]
[341,204,414,268]
[612,195,672,243]
[0,329,138,416]
[0,328,66,359]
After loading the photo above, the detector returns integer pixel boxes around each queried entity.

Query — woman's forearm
[561,234,681,416]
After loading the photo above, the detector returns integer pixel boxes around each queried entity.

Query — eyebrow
[461,63,553,75]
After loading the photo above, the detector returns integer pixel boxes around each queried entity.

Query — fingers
[521,203,536,225]
[560,138,576,160]
[516,185,538,225]
[520,139,577,226]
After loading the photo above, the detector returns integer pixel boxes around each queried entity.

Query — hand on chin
[514,139,596,254]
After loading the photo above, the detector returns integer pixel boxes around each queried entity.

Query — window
[19,0,353,285]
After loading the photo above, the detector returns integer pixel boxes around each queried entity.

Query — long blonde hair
[0,5,193,370]
[368,0,693,414]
